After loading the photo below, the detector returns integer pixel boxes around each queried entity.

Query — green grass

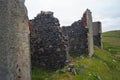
[102,30,120,38]
[32,47,120,80]
[32,30,120,80]
[102,30,120,56]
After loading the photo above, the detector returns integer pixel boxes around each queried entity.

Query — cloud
[102,17,120,32]
[25,0,120,32]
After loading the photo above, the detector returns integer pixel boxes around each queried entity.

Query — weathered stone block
[0,0,31,80]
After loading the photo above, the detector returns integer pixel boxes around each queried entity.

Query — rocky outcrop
[30,11,68,69]
[62,20,88,56]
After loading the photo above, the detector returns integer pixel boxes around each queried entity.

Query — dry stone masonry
[0,0,31,80]
[62,20,88,56]
[0,0,102,79]
[30,9,102,69]
[93,22,102,48]
[30,11,68,69]
[62,9,102,57]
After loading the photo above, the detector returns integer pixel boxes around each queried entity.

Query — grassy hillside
[32,30,120,80]
[102,30,120,56]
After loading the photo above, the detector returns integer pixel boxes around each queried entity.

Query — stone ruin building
[30,9,102,69]
[0,0,102,79]
[62,20,88,56]
[30,11,69,69]
[62,9,102,57]
[0,0,31,80]
[93,22,102,48]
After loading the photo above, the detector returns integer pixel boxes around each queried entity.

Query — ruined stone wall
[93,22,102,48]
[82,9,94,57]
[30,10,102,70]
[62,9,102,57]
[0,0,30,80]
[30,11,68,69]
[62,20,88,56]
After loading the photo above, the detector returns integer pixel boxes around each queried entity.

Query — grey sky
[25,0,120,32]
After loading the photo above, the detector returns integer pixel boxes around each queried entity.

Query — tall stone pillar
[83,9,94,57]
[0,0,31,80]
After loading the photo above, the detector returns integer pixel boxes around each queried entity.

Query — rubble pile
[30,11,68,69]
[62,20,88,56]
